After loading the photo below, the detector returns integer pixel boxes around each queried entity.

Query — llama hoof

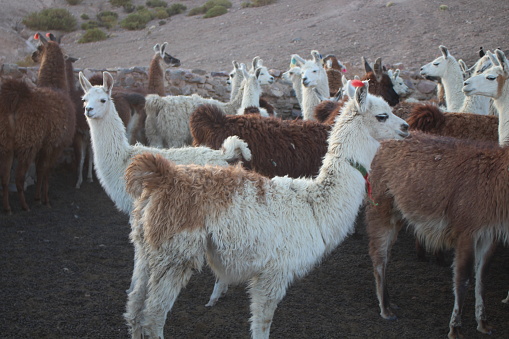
[502,293,509,303]
[205,300,217,307]
[448,326,464,339]
[380,309,397,320]
[477,320,494,335]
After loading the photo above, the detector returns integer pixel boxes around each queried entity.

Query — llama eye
[433,62,440,66]
[487,75,497,80]
[100,99,106,103]
[376,113,389,122]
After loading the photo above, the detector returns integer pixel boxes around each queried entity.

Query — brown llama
[365,49,509,339]
[190,104,330,178]
[323,54,346,97]
[0,33,75,213]
[147,42,180,96]
[361,56,400,106]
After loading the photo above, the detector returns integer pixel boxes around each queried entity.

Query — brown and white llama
[0,33,75,213]
[365,49,509,339]
[323,54,347,97]
[123,81,409,339]
[361,56,400,106]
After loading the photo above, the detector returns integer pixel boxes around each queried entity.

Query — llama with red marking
[123,81,409,338]
[0,33,75,213]
[365,49,509,339]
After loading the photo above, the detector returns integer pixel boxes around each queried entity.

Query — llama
[292,50,330,120]
[323,54,347,97]
[387,69,411,98]
[123,80,409,339]
[281,65,303,109]
[0,33,75,213]
[366,49,509,339]
[361,56,400,106]
[190,103,332,178]
[147,42,180,96]
[144,64,271,148]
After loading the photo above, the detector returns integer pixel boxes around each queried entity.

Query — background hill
[1,0,508,74]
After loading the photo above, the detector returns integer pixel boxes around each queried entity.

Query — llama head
[343,80,409,141]
[79,71,115,119]
[282,66,301,84]
[31,32,51,63]
[292,51,327,88]
[387,69,411,97]
[463,49,509,99]
[249,57,274,85]
[420,45,458,79]
[154,42,181,67]
[324,54,347,73]
[227,61,242,85]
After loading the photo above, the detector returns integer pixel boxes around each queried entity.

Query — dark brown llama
[361,56,400,106]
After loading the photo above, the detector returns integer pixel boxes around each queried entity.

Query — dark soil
[1,166,509,339]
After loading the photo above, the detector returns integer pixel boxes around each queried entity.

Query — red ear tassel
[45,33,52,38]
[351,79,364,88]
[34,33,40,40]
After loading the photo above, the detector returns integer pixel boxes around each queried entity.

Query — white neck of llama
[291,74,303,108]
[309,107,380,253]
[495,79,509,146]
[460,92,492,115]
[441,57,466,112]
[301,69,329,120]
[239,75,261,110]
[87,101,133,214]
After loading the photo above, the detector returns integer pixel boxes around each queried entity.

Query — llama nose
[463,80,469,87]
[401,123,409,132]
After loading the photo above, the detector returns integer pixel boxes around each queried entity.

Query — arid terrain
[1,1,509,339]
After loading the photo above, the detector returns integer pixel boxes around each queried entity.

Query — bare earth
[1,1,509,339]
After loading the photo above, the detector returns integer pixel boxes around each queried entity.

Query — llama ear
[362,56,372,73]
[495,49,509,73]
[252,56,261,70]
[255,67,262,79]
[153,43,160,53]
[291,54,305,67]
[240,66,250,79]
[345,80,356,99]
[373,57,383,82]
[311,50,323,65]
[79,72,92,93]
[232,60,239,69]
[487,50,500,66]
[458,59,468,73]
[160,42,167,56]
[102,72,114,94]
[35,32,48,45]
[387,69,393,78]
[439,45,449,59]
[394,69,400,78]
[325,58,332,69]
[479,46,485,58]
[354,81,369,113]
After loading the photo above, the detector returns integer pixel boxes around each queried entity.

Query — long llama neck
[441,58,465,112]
[37,42,68,91]
[460,92,491,115]
[148,55,165,96]
[87,101,133,213]
[309,105,380,252]
[239,77,261,109]
[495,80,509,146]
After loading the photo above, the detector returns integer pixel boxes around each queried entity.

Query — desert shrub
[120,9,153,30]
[110,0,130,7]
[80,13,90,20]
[123,3,136,13]
[153,7,169,19]
[66,0,83,5]
[78,28,108,43]
[97,11,118,29]
[22,8,77,32]
[81,20,99,30]
[203,5,228,18]
[188,0,231,16]
[242,0,276,7]
[146,0,167,7]
[166,3,187,16]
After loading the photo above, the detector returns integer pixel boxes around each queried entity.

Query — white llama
[78,71,252,292]
[282,65,303,109]
[387,69,411,98]
[292,50,330,120]
[144,65,272,149]
[123,81,410,339]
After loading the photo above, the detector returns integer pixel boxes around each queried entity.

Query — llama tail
[190,104,227,144]
[0,78,32,115]
[125,152,175,199]
[220,135,252,164]
[406,103,445,132]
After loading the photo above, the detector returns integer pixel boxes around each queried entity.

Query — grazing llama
[123,80,409,339]
[292,50,330,120]
[0,33,75,213]
[366,49,509,339]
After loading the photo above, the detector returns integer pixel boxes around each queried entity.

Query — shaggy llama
[365,49,509,339]
[123,81,409,338]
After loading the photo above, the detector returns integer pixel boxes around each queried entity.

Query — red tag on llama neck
[351,79,364,88]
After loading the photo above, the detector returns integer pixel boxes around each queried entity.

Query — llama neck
[148,56,165,96]
[292,76,303,108]
[240,78,261,109]
[310,112,380,251]
[38,43,68,91]
[301,86,320,120]
[317,69,330,100]
[230,74,244,101]
[441,59,465,112]
[65,59,79,97]
[494,81,509,146]
[87,102,132,212]
[460,93,491,115]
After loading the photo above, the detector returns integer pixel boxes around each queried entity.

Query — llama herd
[1,32,509,338]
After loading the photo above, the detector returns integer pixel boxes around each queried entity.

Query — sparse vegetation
[110,0,130,7]
[242,0,276,7]
[166,3,187,16]
[146,0,167,8]
[439,4,449,10]
[22,8,77,32]
[188,0,231,16]
[386,1,395,7]
[203,5,228,18]
[120,8,154,30]
[81,20,99,30]
[66,0,83,5]
[78,28,108,43]
[153,7,169,19]
[97,11,119,29]
[80,13,90,20]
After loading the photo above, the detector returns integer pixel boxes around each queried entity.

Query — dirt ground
[1,165,509,339]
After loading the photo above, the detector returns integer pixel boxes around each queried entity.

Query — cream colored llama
[282,65,303,109]
[292,50,330,120]
[123,81,409,339]
[144,64,271,148]
[387,69,411,98]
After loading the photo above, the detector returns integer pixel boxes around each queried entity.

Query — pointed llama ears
[439,45,450,59]
[495,49,509,73]
[79,71,93,93]
[353,81,370,113]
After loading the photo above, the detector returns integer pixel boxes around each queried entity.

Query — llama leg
[86,136,94,183]
[0,151,14,214]
[15,156,32,211]
[205,279,229,307]
[503,291,509,303]
[473,238,497,335]
[35,152,53,207]
[74,133,85,189]
[448,237,475,339]
[248,274,287,339]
